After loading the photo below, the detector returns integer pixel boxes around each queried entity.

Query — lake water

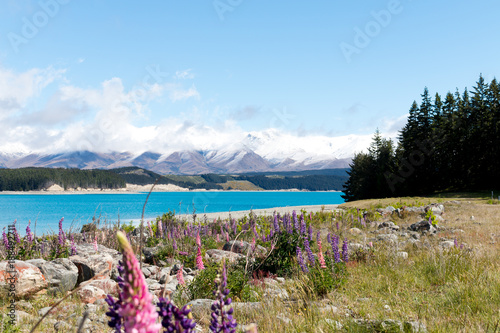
[0,191,344,234]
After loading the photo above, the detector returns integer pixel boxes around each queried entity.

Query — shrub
[253,230,304,277]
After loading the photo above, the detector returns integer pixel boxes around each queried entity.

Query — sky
[0,0,499,155]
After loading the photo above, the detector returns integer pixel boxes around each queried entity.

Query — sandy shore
[177,204,341,221]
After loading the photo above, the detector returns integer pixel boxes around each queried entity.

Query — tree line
[343,75,500,201]
[0,168,126,191]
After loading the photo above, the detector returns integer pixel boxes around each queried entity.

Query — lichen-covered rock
[0,260,48,298]
[28,258,78,293]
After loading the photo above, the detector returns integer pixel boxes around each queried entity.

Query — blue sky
[0,0,499,154]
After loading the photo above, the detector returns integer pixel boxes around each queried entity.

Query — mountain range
[0,131,370,174]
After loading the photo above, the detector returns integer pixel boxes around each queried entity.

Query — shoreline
[175,204,342,222]
[0,185,342,195]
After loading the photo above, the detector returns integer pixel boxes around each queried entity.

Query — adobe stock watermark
[7,0,71,54]
[76,64,169,153]
[384,118,463,193]
[5,224,17,326]
[339,0,404,63]
[213,0,243,21]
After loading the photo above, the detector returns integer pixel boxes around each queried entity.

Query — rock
[276,313,291,324]
[29,258,78,293]
[409,220,437,234]
[69,256,94,284]
[17,300,34,310]
[159,267,172,284]
[13,310,32,323]
[397,251,408,259]
[430,204,445,215]
[186,299,213,314]
[386,206,396,212]
[222,240,266,256]
[377,234,398,243]
[404,321,427,332]
[325,319,343,330]
[77,285,107,304]
[349,227,363,235]
[318,305,339,315]
[0,260,48,297]
[232,302,263,312]
[405,206,426,213]
[39,306,56,316]
[80,276,119,295]
[54,320,72,331]
[85,253,115,277]
[384,304,391,311]
[142,246,160,264]
[440,240,456,249]
[206,249,245,263]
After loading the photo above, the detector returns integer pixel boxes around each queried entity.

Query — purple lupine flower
[25,221,33,244]
[70,234,77,256]
[327,232,331,245]
[273,214,280,234]
[336,221,339,231]
[454,238,458,248]
[342,238,349,263]
[2,227,9,250]
[210,261,237,333]
[296,247,309,273]
[58,218,65,248]
[157,297,196,332]
[331,234,340,263]
[12,221,20,244]
[304,239,315,265]
[105,294,123,332]
[292,210,299,231]
[173,239,177,251]
[300,215,306,236]
[316,231,321,245]
[308,225,313,241]
[115,231,161,332]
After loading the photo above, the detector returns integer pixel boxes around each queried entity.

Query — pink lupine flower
[318,241,327,269]
[216,234,220,243]
[157,220,163,239]
[226,232,229,242]
[177,266,186,286]
[251,237,256,253]
[196,245,205,270]
[196,232,201,248]
[116,231,161,333]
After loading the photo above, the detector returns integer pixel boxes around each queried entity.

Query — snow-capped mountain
[0,132,372,174]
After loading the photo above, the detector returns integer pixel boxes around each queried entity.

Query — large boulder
[27,258,78,293]
[79,276,119,296]
[222,240,266,256]
[409,220,437,234]
[0,261,48,298]
[206,249,245,263]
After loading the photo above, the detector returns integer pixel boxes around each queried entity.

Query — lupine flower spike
[317,240,327,269]
[296,247,309,273]
[196,245,205,270]
[177,265,186,286]
[115,231,161,332]
[210,260,237,332]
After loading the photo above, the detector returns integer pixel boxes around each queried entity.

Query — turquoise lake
[0,191,344,234]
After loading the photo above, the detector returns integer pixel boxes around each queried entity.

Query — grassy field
[1,195,500,332]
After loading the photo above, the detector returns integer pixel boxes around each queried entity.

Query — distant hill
[0,166,349,192]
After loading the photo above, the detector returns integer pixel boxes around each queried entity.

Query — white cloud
[0,65,402,159]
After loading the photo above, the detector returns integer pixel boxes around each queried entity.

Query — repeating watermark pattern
[76,64,168,153]
[384,117,463,192]
[213,0,244,21]
[269,107,296,132]
[5,224,17,325]
[7,0,71,53]
[339,0,404,63]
